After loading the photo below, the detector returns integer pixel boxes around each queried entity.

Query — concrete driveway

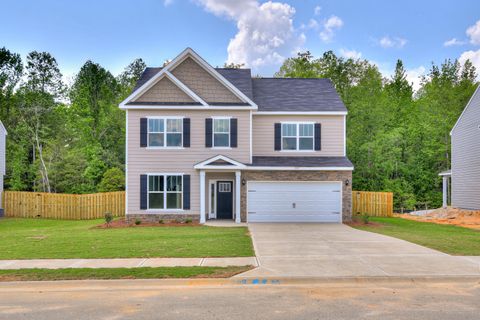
[239,223,480,278]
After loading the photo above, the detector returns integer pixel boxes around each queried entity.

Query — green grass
[351,217,480,255]
[0,218,254,259]
[0,266,251,281]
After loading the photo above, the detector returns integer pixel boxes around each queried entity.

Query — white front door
[247,181,342,223]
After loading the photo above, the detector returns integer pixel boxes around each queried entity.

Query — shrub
[185,218,192,224]
[104,212,113,226]
[360,213,370,224]
[158,219,164,224]
[98,167,125,192]
[135,218,141,225]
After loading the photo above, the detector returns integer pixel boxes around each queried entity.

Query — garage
[247,181,342,222]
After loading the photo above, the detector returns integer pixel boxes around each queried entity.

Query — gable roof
[124,48,347,113]
[120,48,257,109]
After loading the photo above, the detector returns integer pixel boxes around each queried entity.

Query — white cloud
[339,48,362,59]
[314,5,321,15]
[379,36,407,48]
[163,0,173,6]
[405,66,426,92]
[443,38,466,47]
[466,20,480,45]
[308,18,319,30]
[196,0,305,70]
[459,49,480,74]
[319,15,343,42]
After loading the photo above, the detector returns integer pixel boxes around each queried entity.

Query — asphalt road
[0,279,479,320]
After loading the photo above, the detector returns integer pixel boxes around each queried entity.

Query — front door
[216,181,233,219]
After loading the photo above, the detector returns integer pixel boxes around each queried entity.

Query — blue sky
[1,0,479,89]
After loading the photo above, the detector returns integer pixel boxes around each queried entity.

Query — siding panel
[451,86,480,209]
[252,115,345,156]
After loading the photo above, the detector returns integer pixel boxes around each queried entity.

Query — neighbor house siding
[451,86,480,210]
[127,109,250,216]
[0,124,5,210]
[251,114,345,156]
[170,57,243,104]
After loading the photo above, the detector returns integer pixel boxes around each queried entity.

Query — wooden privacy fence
[352,191,393,217]
[2,191,125,220]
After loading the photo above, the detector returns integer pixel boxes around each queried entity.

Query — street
[0,279,479,320]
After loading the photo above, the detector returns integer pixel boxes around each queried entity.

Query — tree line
[1,47,478,209]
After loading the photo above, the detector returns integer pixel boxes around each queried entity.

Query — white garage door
[247,182,342,223]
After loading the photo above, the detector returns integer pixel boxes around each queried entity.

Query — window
[218,182,231,192]
[281,123,314,151]
[148,118,183,147]
[213,118,230,147]
[148,174,183,209]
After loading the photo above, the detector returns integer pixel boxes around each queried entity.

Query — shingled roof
[131,67,347,112]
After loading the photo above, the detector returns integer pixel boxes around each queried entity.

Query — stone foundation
[240,170,352,222]
[125,214,200,223]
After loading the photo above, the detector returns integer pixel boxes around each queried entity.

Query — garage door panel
[247,182,342,223]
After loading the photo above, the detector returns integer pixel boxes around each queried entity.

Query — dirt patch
[398,207,480,230]
[93,219,201,229]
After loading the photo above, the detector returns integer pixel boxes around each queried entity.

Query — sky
[1,0,479,90]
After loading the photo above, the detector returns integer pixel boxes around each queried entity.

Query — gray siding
[451,86,480,209]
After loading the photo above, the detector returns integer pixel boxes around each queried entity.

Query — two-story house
[120,48,353,223]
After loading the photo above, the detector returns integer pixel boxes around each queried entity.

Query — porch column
[442,176,448,208]
[235,171,241,223]
[200,170,206,224]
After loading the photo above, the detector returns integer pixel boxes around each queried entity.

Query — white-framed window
[213,118,230,147]
[148,174,183,209]
[148,118,183,147]
[218,182,231,192]
[282,122,314,151]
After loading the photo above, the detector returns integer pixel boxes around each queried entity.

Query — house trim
[254,111,348,116]
[194,155,247,170]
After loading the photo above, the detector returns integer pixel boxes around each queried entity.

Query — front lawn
[0,218,254,259]
[0,266,251,281]
[351,217,480,255]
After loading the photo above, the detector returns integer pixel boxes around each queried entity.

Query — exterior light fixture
[345,179,350,186]
[242,179,246,186]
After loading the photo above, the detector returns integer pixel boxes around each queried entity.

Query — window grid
[148,174,183,210]
[281,123,314,151]
[148,118,183,148]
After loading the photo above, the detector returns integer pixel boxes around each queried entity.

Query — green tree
[97,167,125,192]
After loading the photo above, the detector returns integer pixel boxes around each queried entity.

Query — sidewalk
[0,257,258,269]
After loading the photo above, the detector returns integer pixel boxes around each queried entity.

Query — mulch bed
[93,219,201,229]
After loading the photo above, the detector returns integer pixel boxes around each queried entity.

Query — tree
[0,47,23,120]
[118,58,146,99]
[97,167,125,192]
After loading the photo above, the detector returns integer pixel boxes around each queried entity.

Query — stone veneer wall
[240,170,352,222]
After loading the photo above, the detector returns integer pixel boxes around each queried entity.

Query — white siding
[451,86,480,209]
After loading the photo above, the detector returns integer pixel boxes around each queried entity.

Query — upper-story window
[213,118,230,147]
[148,118,183,147]
[282,122,314,151]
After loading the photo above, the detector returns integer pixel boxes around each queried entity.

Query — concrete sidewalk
[0,257,258,269]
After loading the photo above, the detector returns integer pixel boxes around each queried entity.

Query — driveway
[240,223,480,278]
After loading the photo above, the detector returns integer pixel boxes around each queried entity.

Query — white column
[442,176,448,208]
[235,171,241,223]
[200,170,206,224]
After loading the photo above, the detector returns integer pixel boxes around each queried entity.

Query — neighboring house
[120,48,353,223]
[0,121,6,216]
[440,85,480,209]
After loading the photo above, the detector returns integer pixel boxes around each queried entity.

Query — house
[119,48,353,223]
[0,121,6,217]
[440,85,480,209]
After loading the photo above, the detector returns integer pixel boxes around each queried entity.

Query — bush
[98,167,125,192]
[135,218,141,225]
[104,212,113,226]
[158,219,164,224]
[185,218,192,224]
[360,213,370,224]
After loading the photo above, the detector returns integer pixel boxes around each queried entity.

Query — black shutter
[183,118,191,147]
[230,118,238,148]
[274,123,281,151]
[140,174,148,210]
[314,123,321,151]
[183,175,190,210]
[205,118,213,147]
[140,118,148,147]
